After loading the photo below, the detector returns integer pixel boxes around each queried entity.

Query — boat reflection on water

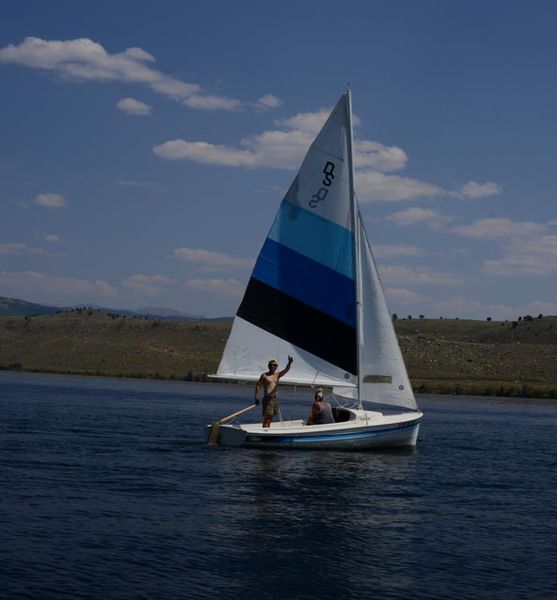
[206,446,421,597]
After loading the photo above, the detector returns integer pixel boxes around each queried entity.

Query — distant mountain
[79,305,212,320]
[0,297,61,317]
[0,296,231,321]
[135,307,232,321]
[135,306,204,319]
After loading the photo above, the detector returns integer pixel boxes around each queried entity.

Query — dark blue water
[1,372,556,600]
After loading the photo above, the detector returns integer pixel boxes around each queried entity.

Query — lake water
[1,371,556,600]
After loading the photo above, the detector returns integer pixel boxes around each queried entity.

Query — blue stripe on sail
[252,239,356,327]
[238,278,357,373]
[268,201,354,279]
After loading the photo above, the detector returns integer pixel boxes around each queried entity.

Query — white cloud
[354,141,407,173]
[117,97,152,116]
[526,301,557,316]
[173,247,253,271]
[0,242,46,255]
[154,127,476,204]
[382,291,556,321]
[123,274,176,296]
[185,278,243,296]
[384,287,429,305]
[0,271,117,302]
[0,36,245,112]
[118,179,155,187]
[459,181,501,199]
[427,297,516,320]
[255,94,284,110]
[385,290,553,320]
[44,234,61,243]
[154,129,316,169]
[275,108,362,133]
[36,192,66,208]
[275,109,333,134]
[482,234,557,276]
[451,218,546,239]
[151,102,500,203]
[356,172,448,203]
[372,244,425,258]
[242,129,316,169]
[379,265,464,286]
[0,243,29,255]
[183,94,243,111]
[155,140,256,167]
[154,108,408,174]
[387,207,453,228]
[93,280,117,297]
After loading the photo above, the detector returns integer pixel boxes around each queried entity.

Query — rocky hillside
[395,317,557,395]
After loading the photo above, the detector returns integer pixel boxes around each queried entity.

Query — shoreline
[2,365,556,400]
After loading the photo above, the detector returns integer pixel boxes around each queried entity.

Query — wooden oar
[208,403,258,445]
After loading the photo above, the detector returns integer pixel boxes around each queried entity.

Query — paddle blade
[208,423,220,445]
[207,403,258,446]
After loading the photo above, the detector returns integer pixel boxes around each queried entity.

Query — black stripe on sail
[237,277,357,375]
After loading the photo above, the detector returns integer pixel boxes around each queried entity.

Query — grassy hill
[0,309,227,380]
[1,310,557,398]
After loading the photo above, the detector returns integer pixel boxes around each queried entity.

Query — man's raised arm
[278,356,293,378]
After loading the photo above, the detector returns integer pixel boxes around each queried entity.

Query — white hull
[211,408,422,450]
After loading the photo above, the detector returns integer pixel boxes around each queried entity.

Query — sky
[1,0,557,319]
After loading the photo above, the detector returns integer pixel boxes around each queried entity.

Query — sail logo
[309,161,335,208]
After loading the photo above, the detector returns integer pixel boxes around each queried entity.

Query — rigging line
[346,89,363,410]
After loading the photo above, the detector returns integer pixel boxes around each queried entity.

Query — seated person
[307,388,335,425]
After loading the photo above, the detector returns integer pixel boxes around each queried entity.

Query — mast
[346,90,364,409]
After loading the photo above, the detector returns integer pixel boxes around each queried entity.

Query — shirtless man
[254,356,293,428]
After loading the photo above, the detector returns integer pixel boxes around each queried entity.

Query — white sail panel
[357,217,418,410]
[214,317,357,387]
[283,95,352,232]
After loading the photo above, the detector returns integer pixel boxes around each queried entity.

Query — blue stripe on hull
[268,201,354,279]
[252,238,356,327]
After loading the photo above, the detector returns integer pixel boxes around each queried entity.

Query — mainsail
[215,94,357,388]
[213,92,418,410]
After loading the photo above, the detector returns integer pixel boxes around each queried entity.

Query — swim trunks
[262,395,279,417]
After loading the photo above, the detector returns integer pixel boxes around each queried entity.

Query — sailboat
[209,91,422,449]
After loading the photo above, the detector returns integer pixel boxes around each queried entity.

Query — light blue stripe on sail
[267,201,354,280]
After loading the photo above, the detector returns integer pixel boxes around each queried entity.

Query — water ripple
[0,373,556,599]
